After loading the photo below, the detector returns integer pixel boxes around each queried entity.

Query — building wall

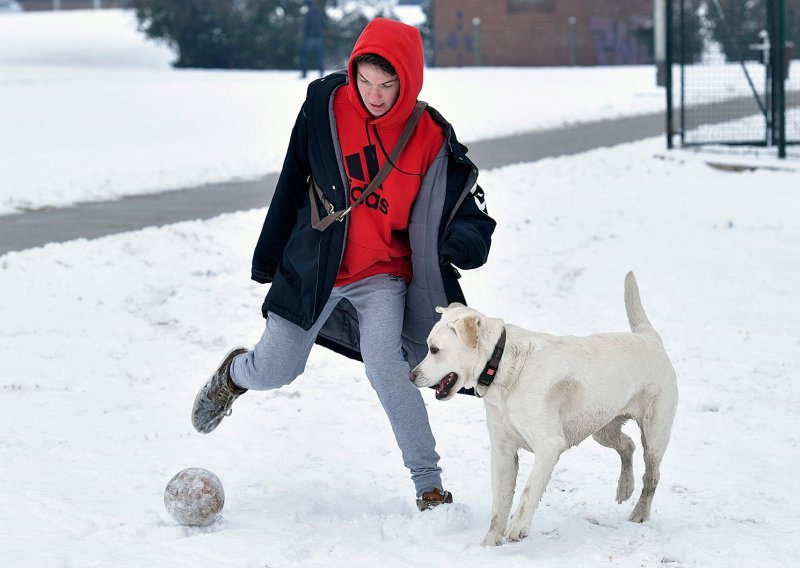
[433,0,654,66]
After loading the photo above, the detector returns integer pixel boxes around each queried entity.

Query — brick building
[433,0,655,66]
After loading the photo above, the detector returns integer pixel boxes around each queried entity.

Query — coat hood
[347,17,424,129]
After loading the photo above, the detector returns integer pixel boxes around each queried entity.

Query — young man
[192,18,495,511]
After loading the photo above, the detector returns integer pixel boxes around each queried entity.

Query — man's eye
[430,347,439,354]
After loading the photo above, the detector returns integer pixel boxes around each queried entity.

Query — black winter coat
[251,71,496,367]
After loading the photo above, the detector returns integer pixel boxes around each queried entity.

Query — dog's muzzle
[435,372,458,400]
[410,370,459,400]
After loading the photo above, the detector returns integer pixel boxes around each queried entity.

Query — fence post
[655,0,667,86]
[472,18,482,67]
[665,0,673,149]
[568,16,578,66]
[773,0,787,158]
[679,0,686,147]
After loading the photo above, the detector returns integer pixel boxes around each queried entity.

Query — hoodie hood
[347,18,424,129]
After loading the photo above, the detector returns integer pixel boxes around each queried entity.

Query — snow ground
[0,8,798,568]
[2,135,799,566]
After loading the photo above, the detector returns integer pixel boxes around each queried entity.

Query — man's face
[356,62,400,118]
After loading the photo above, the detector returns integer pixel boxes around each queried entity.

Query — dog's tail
[624,271,658,336]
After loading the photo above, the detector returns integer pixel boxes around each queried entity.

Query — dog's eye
[429,346,439,354]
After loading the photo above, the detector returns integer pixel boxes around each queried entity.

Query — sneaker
[192,347,248,434]
[416,488,453,511]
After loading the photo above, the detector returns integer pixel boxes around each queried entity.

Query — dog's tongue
[436,372,458,400]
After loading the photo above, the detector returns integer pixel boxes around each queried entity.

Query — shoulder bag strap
[311,100,428,231]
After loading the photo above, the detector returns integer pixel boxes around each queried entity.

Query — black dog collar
[477,327,506,394]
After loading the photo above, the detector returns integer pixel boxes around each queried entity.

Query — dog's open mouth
[435,372,458,400]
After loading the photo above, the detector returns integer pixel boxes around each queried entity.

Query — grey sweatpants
[230,273,443,497]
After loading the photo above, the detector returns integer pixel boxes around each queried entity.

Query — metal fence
[667,0,799,158]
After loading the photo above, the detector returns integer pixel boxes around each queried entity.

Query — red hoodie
[333,18,444,287]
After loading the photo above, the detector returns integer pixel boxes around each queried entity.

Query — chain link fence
[668,0,799,157]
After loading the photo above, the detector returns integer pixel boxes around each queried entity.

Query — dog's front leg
[505,447,560,542]
[482,430,519,546]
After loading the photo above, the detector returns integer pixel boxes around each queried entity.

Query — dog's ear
[449,315,480,350]
[435,302,465,315]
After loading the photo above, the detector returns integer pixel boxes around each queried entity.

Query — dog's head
[410,303,502,400]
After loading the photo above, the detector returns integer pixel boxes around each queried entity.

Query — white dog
[410,272,677,546]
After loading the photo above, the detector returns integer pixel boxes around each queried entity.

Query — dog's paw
[504,524,529,542]
[616,471,635,503]
[628,501,650,523]
[481,531,504,546]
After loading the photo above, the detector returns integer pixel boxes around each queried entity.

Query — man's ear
[448,315,480,349]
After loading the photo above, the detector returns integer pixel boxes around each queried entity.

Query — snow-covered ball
[164,467,224,526]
